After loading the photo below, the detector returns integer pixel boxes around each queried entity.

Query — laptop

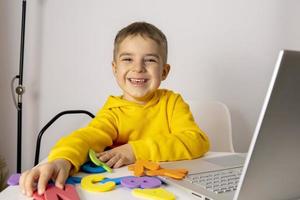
[159,50,300,200]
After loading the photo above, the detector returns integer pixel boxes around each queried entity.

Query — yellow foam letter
[81,174,115,192]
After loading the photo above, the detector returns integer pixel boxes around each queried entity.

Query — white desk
[0,152,236,200]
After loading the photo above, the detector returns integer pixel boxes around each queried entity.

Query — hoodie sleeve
[129,94,210,161]
[48,109,118,173]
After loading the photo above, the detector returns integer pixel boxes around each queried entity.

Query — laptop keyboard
[185,167,242,194]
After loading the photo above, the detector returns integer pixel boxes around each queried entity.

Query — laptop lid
[234,50,300,200]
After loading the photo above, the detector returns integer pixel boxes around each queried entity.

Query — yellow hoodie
[48,89,210,172]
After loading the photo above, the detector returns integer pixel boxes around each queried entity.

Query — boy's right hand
[19,159,72,197]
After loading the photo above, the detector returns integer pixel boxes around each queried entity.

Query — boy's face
[112,35,170,104]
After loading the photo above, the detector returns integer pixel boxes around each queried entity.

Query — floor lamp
[11,0,27,173]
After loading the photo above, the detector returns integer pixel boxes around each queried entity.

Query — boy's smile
[112,35,170,104]
[128,78,148,86]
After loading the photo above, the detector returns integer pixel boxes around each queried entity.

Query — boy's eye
[144,58,158,63]
[121,57,132,62]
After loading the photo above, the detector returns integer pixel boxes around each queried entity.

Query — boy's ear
[112,61,117,75]
[162,64,170,80]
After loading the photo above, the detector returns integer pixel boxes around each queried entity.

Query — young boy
[20,21,210,197]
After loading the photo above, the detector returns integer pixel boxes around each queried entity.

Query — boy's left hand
[97,144,136,168]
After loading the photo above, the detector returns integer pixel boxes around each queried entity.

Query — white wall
[1,0,300,172]
[0,0,21,174]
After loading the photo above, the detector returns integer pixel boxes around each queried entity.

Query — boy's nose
[132,62,146,72]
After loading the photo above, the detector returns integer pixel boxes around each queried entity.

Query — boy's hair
[114,22,168,64]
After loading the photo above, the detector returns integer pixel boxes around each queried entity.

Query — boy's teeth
[129,78,146,83]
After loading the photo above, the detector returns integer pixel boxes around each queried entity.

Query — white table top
[0,152,236,200]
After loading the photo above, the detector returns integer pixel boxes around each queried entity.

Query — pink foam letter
[44,184,80,200]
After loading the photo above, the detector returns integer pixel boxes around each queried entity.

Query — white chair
[187,100,235,152]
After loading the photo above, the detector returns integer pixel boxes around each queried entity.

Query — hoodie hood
[103,89,165,109]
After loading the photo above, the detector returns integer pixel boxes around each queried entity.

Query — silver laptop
[160,50,300,200]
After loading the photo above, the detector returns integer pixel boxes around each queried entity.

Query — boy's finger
[99,151,114,162]
[105,154,120,167]
[113,157,126,168]
[24,170,39,197]
[55,168,68,189]
[96,152,105,157]
[37,168,54,195]
[19,170,29,194]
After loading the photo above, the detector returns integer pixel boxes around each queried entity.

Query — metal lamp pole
[12,0,27,173]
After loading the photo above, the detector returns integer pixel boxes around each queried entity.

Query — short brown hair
[113,22,168,64]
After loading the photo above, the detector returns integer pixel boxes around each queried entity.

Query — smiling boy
[20,21,210,197]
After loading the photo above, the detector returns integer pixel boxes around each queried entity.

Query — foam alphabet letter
[132,188,175,200]
[81,174,116,192]
[100,176,134,185]
[121,176,161,189]
[32,192,45,200]
[65,176,82,185]
[7,173,21,186]
[81,161,106,173]
[33,184,80,200]
[139,177,162,188]
[44,184,80,200]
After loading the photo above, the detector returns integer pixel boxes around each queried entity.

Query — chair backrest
[187,100,235,152]
[34,110,95,166]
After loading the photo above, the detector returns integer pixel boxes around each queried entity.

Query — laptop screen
[235,50,300,200]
